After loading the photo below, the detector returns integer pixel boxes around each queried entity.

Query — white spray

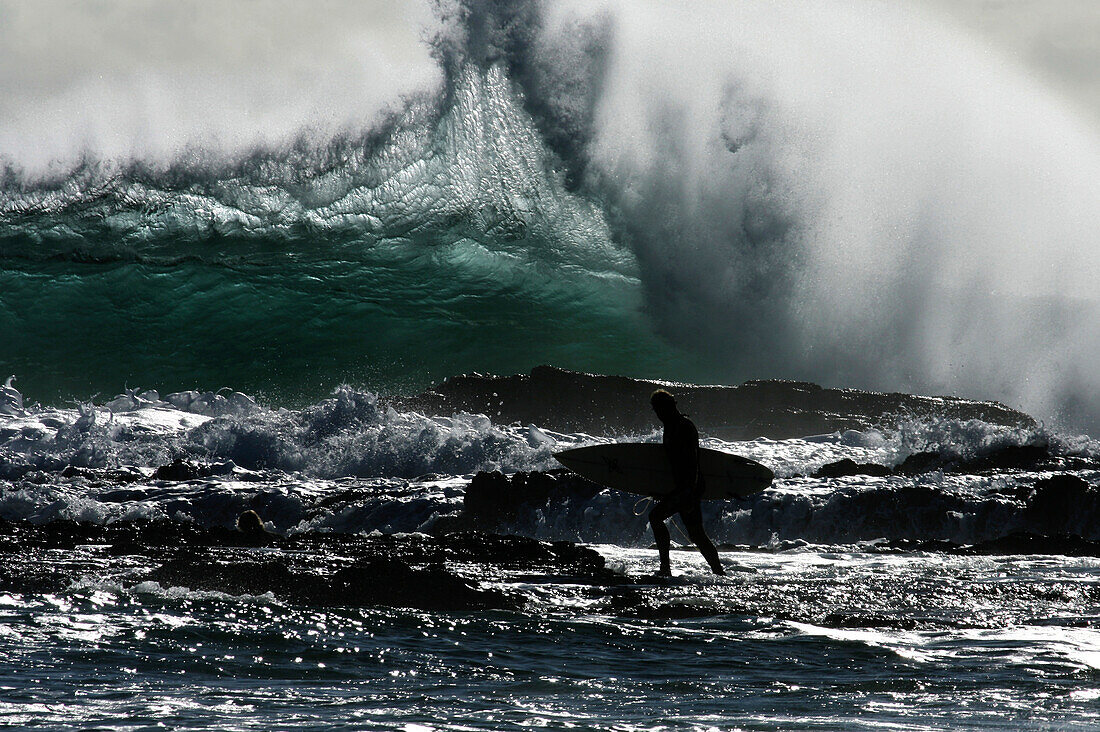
[2,0,1098,431]
[549,0,1100,430]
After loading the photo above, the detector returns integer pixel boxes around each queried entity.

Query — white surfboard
[554,443,773,500]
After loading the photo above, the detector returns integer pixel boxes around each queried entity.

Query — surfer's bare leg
[649,501,676,576]
[681,505,724,575]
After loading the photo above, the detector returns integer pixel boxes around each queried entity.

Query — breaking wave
[1,0,1098,431]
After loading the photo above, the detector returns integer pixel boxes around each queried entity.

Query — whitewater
[2,0,1099,729]
[1,378,1099,729]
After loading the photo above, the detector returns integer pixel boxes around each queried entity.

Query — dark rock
[55,465,145,483]
[328,559,514,611]
[895,444,1055,477]
[957,444,1052,472]
[148,556,295,595]
[393,365,1034,440]
[61,465,95,479]
[894,452,945,475]
[604,587,724,620]
[879,530,1100,556]
[464,470,513,521]
[434,531,611,578]
[154,458,201,481]
[0,519,619,610]
[1026,475,1097,534]
[814,459,892,478]
[963,530,1100,557]
[463,470,602,531]
[152,459,237,482]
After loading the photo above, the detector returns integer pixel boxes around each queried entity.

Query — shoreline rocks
[395,365,1035,440]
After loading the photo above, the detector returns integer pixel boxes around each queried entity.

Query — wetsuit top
[663,413,703,498]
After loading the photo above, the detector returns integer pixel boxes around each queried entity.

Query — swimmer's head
[237,510,266,535]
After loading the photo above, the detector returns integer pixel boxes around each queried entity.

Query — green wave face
[0,66,708,405]
[0,243,705,406]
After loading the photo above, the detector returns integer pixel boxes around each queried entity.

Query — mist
[0,0,441,174]
[540,0,1100,429]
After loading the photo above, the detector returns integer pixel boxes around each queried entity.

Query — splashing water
[1,0,1098,433]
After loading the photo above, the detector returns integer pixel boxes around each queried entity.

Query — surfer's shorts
[653,487,704,520]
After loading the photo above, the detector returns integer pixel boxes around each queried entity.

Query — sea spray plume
[0,0,444,176]
[545,0,1100,431]
[430,0,612,189]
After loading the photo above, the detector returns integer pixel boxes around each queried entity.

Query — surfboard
[553,443,773,500]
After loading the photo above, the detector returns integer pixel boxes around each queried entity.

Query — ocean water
[0,391,1099,730]
[2,0,1100,729]
[2,0,1099,428]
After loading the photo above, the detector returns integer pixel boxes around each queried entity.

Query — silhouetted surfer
[649,389,724,576]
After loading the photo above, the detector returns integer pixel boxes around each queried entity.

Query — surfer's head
[650,389,678,421]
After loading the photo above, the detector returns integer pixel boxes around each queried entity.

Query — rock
[894,452,945,475]
[148,556,294,596]
[0,520,618,611]
[813,459,892,478]
[61,465,96,479]
[1026,474,1097,534]
[393,365,1035,440]
[154,458,201,481]
[964,531,1100,557]
[895,444,1055,476]
[956,444,1052,472]
[328,559,514,611]
[463,470,602,530]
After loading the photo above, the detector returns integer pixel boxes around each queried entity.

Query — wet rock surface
[395,365,1035,440]
[875,531,1100,557]
[454,469,602,533]
[813,443,1094,480]
[813,459,892,478]
[0,521,621,612]
[0,518,1097,631]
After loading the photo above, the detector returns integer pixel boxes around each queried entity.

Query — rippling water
[1,377,1098,729]
[2,539,1099,731]
[3,1,1099,728]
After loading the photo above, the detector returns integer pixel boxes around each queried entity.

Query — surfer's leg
[681,504,724,575]
[649,500,676,576]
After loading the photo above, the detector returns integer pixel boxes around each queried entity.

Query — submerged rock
[813,459,892,478]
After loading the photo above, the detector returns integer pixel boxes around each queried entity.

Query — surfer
[648,389,725,576]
